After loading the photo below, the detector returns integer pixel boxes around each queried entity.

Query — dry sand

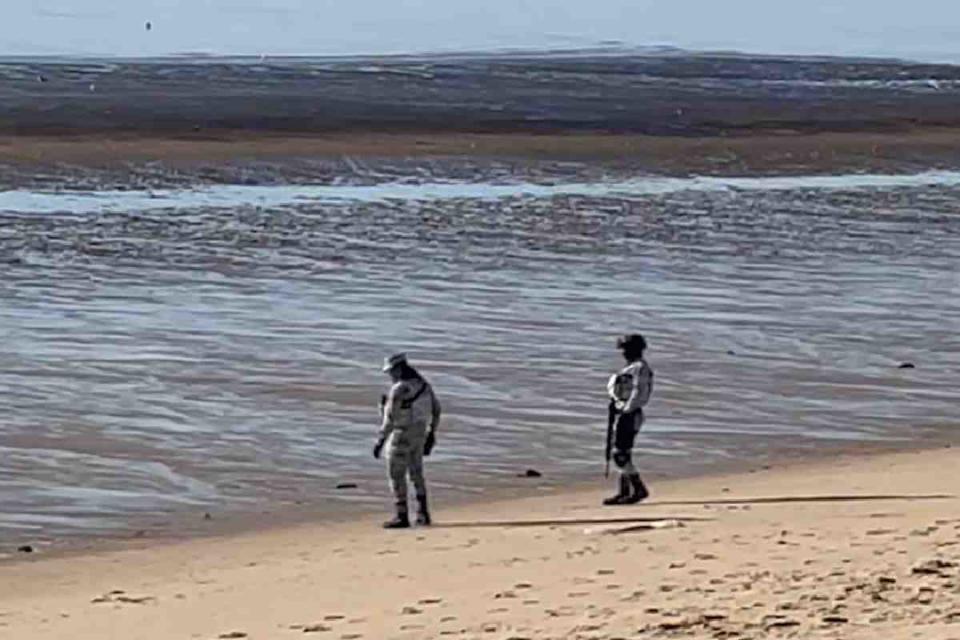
[5,128,960,175]
[1,446,957,639]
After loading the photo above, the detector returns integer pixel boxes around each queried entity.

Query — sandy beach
[2,446,957,639]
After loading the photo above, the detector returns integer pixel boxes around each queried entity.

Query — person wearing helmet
[604,334,654,505]
[373,353,442,529]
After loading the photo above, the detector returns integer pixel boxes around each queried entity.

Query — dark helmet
[617,333,647,354]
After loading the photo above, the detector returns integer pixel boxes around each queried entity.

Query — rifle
[605,399,617,478]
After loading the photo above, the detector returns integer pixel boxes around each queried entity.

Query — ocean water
[1,165,958,543]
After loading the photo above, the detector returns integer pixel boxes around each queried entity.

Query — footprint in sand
[116,596,155,604]
[418,598,443,605]
[218,633,248,639]
[323,615,346,622]
[91,591,155,605]
[401,606,422,615]
[765,618,800,630]
[299,624,332,633]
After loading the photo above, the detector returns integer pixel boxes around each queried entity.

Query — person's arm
[379,383,404,440]
[606,373,620,402]
[428,385,441,435]
[423,384,441,456]
[375,383,404,458]
[621,364,653,414]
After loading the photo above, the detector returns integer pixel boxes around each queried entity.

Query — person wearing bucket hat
[373,353,442,529]
[604,333,654,505]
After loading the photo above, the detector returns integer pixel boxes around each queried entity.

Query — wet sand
[5,52,960,137]
[2,446,958,640]
[6,128,960,177]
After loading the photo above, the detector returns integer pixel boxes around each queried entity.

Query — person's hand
[373,437,385,459]
[424,431,436,456]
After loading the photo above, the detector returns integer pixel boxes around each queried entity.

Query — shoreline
[2,125,958,568]
[3,444,957,639]
[5,433,956,567]
[5,128,960,176]
[1,129,960,560]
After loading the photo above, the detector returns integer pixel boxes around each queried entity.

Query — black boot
[415,494,432,526]
[622,474,649,504]
[603,475,632,506]
[383,502,410,529]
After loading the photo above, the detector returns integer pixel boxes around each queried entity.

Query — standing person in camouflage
[373,353,442,529]
[604,334,654,505]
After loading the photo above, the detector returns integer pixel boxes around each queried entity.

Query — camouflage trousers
[612,410,643,476]
[385,430,427,507]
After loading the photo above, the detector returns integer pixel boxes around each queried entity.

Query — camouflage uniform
[607,358,654,473]
[605,356,654,504]
[379,376,441,514]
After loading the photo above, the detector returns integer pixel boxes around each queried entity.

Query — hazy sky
[4,0,960,61]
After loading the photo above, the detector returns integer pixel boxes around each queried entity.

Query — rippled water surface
[1,167,958,543]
